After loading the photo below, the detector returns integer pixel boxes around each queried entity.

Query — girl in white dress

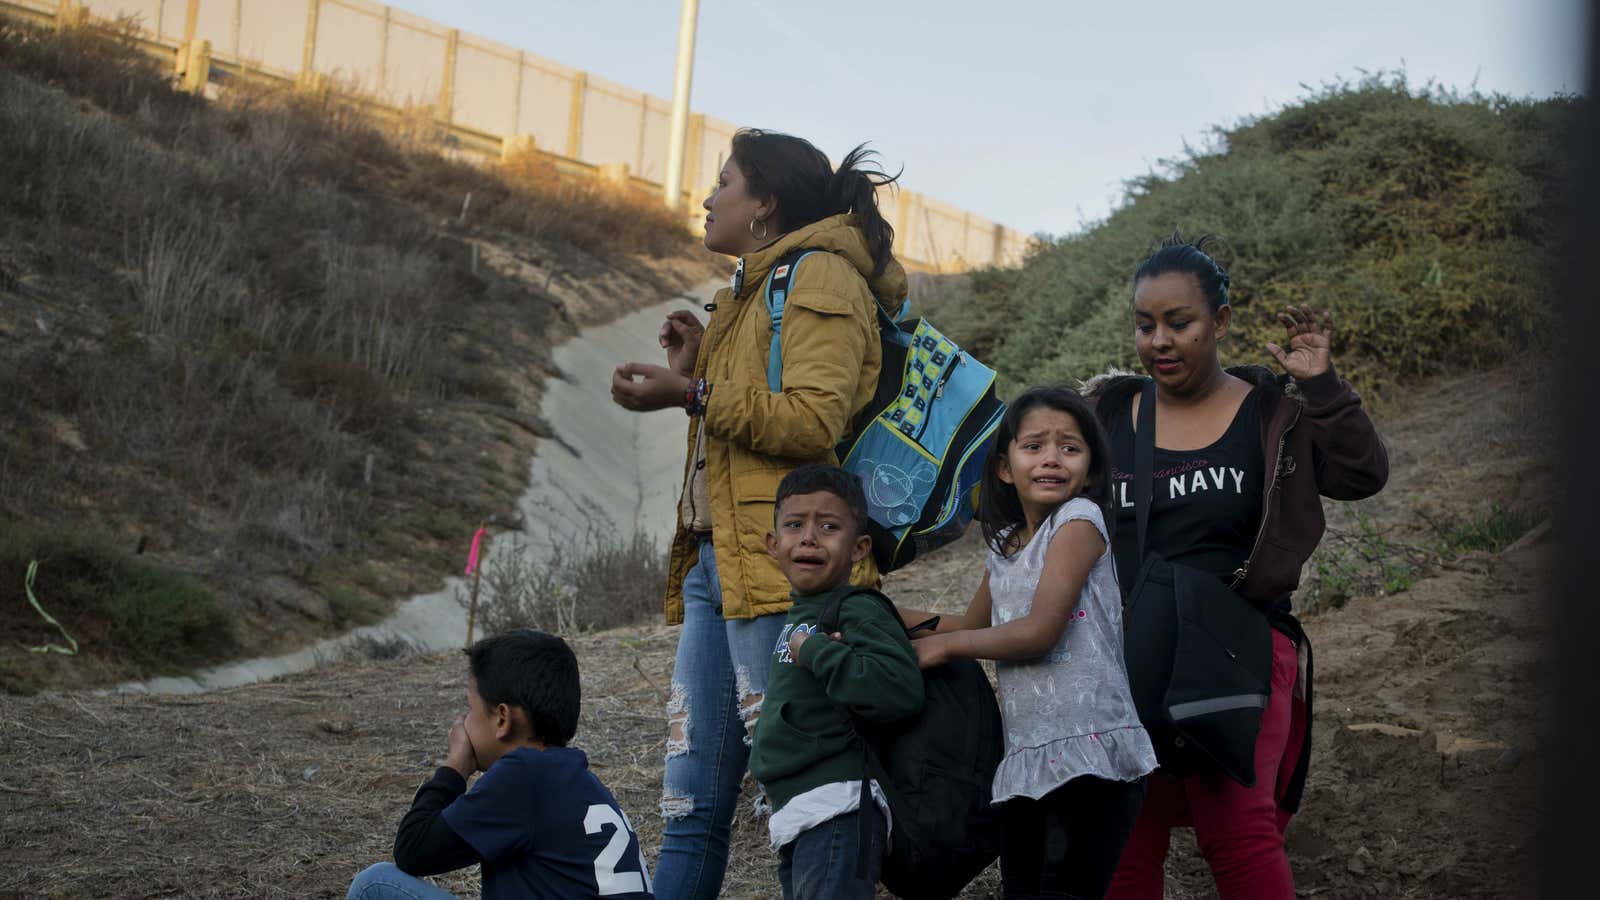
[897,385,1156,900]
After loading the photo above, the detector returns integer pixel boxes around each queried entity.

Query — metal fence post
[54,0,88,30]
[377,5,390,96]
[685,112,706,204]
[181,39,211,93]
[635,91,649,177]
[183,0,199,46]
[510,51,525,136]
[566,72,586,160]
[300,0,320,85]
[440,28,459,124]
[663,0,699,209]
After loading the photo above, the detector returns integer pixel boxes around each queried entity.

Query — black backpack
[818,587,1005,900]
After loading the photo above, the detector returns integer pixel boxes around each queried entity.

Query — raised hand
[659,310,705,378]
[1266,304,1334,381]
[446,713,479,777]
[611,362,692,412]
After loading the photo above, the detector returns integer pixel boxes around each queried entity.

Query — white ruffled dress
[986,497,1157,804]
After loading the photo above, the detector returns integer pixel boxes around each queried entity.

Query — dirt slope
[0,17,720,693]
[0,366,1549,898]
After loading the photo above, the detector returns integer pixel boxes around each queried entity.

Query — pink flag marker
[464,527,486,575]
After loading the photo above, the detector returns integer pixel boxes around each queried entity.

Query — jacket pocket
[784,285,861,319]
[734,466,789,502]
[731,466,788,563]
[751,703,822,782]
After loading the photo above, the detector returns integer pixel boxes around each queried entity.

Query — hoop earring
[749,218,769,241]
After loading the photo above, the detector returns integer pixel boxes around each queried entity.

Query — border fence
[4,0,1031,271]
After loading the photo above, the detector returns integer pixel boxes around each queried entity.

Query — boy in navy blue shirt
[348,629,653,900]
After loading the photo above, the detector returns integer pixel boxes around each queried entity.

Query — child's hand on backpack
[445,713,479,778]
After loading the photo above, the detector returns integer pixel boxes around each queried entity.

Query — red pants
[1107,629,1306,900]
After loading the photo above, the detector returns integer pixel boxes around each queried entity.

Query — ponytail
[731,129,902,278]
[828,145,900,278]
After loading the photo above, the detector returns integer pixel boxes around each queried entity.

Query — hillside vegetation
[0,19,710,690]
[923,75,1575,398]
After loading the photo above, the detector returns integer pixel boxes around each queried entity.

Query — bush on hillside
[924,74,1575,399]
[0,525,236,673]
[460,521,664,638]
[0,17,698,681]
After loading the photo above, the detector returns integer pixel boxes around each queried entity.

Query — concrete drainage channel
[115,289,713,694]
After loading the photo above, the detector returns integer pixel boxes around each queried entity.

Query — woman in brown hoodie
[1092,234,1388,900]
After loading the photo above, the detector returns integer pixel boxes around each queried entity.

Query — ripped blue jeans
[654,538,787,900]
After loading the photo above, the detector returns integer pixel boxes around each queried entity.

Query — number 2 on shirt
[584,803,652,895]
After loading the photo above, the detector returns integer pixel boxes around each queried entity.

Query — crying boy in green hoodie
[748,464,924,900]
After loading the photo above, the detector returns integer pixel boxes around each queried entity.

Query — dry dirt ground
[0,366,1550,898]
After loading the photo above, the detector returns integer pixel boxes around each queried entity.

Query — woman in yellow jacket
[611,128,903,900]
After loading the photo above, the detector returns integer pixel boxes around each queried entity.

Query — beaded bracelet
[684,378,711,417]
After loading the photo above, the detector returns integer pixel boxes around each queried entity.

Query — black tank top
[1108,388,1265,596]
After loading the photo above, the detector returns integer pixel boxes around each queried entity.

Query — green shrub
[463,519,664,637]
[1302,507,1427,611]
[1437,504,1544,553]
[324,584,385,627]
[922,74,1573,400]
[0,525,236,671]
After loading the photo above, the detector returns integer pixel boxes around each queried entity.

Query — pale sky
[392,0,1586,237]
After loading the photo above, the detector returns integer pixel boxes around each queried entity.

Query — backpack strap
[816,585,897,635]
[765,249,913,393]
[1135,379,1157,561]
[763,249,819,391]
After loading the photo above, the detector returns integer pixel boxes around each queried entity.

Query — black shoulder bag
[1122,381,1275,785]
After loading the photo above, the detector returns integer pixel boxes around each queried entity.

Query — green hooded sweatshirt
[748,587,924,815]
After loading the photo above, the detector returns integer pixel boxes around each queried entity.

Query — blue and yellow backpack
[763,248,1006,573]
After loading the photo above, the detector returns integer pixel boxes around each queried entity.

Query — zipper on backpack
[933,353,962,400]
[917,403,1004,535]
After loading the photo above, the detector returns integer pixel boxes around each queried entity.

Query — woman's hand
[445,713,478,778]
[660,310,705,378]
[1266,303,1334,381]
[611,363,692,412]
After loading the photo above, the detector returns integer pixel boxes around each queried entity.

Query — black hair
[774,463,871,538]
[977,385,1115,558]
[1132,230,1232,313]
[730,128,901,278]
[464,628,580,747]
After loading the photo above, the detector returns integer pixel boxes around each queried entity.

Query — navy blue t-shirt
[441,747,653,900]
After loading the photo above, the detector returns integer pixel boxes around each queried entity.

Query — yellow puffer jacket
[663,213,904,623]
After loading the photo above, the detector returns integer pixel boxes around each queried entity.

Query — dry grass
[463,518,667,637]
[0,626,745,899]
[0,367,1548,898]
[0,15,714,690]
[1,622,988,899]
